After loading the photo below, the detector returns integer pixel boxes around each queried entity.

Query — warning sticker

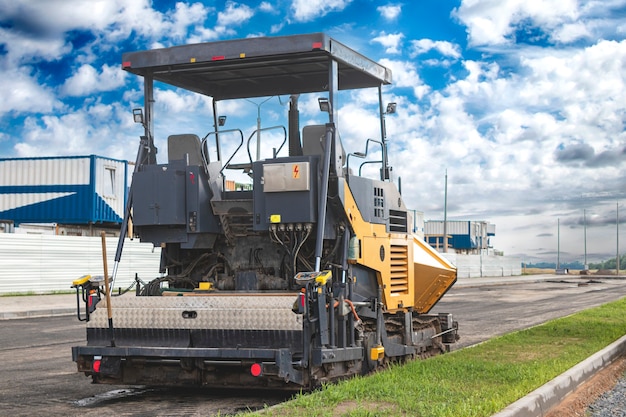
[293,164,300,179]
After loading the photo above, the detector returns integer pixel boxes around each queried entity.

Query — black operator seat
[167,134,206,166]
[302,125,326,156]
[302,124,346,171]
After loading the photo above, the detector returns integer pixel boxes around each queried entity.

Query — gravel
[588,372,626,417]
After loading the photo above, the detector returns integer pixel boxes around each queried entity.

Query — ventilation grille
[373,187,384,218]
[389,244,409,295]
[389,209,407,233]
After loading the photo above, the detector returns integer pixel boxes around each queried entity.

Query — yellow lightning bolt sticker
[293,164,300,179]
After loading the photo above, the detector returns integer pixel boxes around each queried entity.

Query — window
[104,167,116,197]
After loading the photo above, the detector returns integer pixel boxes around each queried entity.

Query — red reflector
[93,359,101,373]
[250,363,262,377]
[300,292,305,307]
[312,42,322,49]
[211,55,225,61]
[122,61,131,68]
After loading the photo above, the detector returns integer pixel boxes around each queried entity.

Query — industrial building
[0,155,127,236]
[424,219,520,277]
[425,220,496,254]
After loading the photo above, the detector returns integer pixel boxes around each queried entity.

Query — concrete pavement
[0,274,564,320]
[1,273,623,417]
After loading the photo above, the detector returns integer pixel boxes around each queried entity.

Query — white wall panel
[442,253,522,278]
[0,234,161,294]
[0,157,91,186]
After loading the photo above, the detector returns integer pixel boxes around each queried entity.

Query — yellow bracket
[72,274,92,287]
[314,270,332,286]
[294,270,332,286]
[370,345,385,361]
[197,282,214,291]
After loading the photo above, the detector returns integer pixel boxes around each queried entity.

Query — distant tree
[524,261,584,270]
[589,254,626,270]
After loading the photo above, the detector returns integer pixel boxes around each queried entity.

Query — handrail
[346,138,384,177]
[200,128,245,176]
[358,160,384,177]
[246,125,288,163]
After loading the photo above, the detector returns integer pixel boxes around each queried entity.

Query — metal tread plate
[89,294,302,331]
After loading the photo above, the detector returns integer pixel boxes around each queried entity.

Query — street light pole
[583,209,589,271]
[557,218,560,270]
[443,169,448,253]
[246,96,273,161]
[617,202,620,276]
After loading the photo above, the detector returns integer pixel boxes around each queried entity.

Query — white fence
[0,234,161,294]
[443,253,522,278]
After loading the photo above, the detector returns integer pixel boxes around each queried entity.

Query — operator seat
[167,134,205,166]
[302,125,346,176]
[302,125,346,160]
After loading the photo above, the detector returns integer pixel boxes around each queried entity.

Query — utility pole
[443,169,448,253]
[617,202,620,276]
[246,96,273,160]
[557,218,560,270]
[583,209,589,271]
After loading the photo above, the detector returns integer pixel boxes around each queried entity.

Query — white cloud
[259,2,275,13]
[377,4,402,21]
[379,58,429,99]
[0,27,71,66]
[291,0,353,22]
[410,39,461,59]
[372,32,404,54]
[0,68,61,115]
[552,22,591,43]
[14,101,140,160]
[217,1,254,26]
[0,0,214,64]
[454,0,581,46]
[62,64,127,97]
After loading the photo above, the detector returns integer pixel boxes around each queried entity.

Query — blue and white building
[0,155,127,227]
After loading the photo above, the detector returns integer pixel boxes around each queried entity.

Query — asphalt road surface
[1,278,625,416]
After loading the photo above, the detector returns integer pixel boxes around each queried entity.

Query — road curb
[492,334,626,417]
[0,309,75,320]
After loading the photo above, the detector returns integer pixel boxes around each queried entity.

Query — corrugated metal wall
[424,220,471,235]
[0,156,91,186]
[442,253,522,278]
[0,234,161,294]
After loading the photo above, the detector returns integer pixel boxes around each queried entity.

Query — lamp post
[557,218,560,270]
[583,209,589,271]
[245,96,273,160]
[443,169,448,253]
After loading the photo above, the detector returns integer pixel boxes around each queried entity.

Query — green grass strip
[255,297,626,417]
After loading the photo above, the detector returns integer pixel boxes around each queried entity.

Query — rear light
[92,357,102,373]
[250,363,262,377]
[300,291,305,308]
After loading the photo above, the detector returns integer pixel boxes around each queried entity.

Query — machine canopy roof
[122,33,392,101]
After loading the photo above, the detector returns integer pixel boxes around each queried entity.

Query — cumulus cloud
[377,4,402,21]
[61,64,127,97]
[217,1,254,26]
[291,0,353,22]
[379,58,429,99]
[372,32,404,54]
[0,0,213,62]
[14,101,139,159]
[0,68,61,115]
[410,39,461,59]
[259,2,275,13]
[454,0,581,46]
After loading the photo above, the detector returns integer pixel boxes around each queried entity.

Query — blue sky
[1,0,625,264]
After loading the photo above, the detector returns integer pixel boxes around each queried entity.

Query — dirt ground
[545,356,626,417]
